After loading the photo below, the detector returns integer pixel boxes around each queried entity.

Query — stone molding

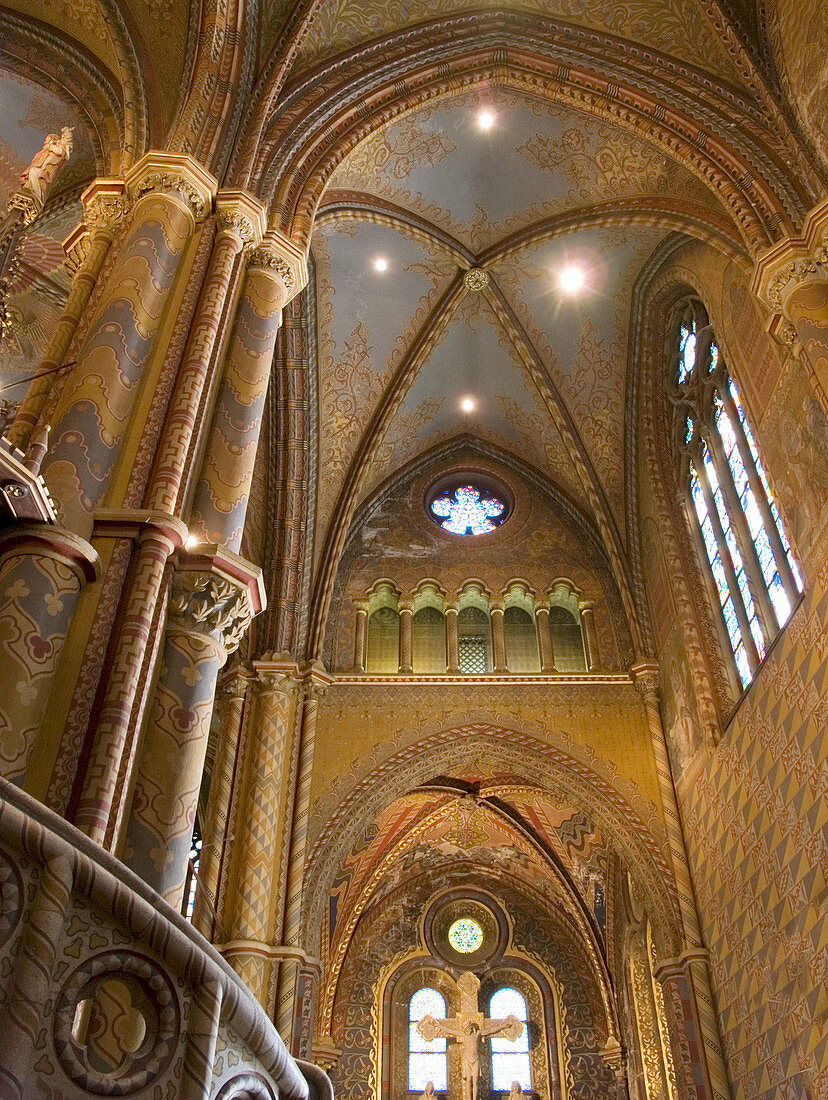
[216,189,267,246]
[751,197,828,314]
[0,523,100,583]
[248,229,308,305]
[0,776,317,1100]
[125,151,218,222]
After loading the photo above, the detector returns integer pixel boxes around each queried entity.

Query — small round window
[427,476,511,536]
[447,918,484,953]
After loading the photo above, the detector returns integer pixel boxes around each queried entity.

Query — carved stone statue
[19,127,73,206]
[509,1082,524,1100]
[419,1082,438,1100]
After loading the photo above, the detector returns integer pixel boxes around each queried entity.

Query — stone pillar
[222,668,301,1008]
[445,605,460,673]
[188,231,307,551]
[276,675,330,1048]
[600,1038,630,1100]
[580,600,599,671]
[123,549,265,906]
[535,603,557,672]
[145,190,266,514]
[193,667,251,939]
[490,603,507,672]
[0,526,98,788]
[752,198,828,417]
[398,602,413,673]
[39,153,217,536]
[72,515,187,845]
[352,602,368,672]
[632,663,731,1100]
[7,179,129,452]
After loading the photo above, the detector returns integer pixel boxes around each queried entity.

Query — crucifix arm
[417,1015,463,1043]
[481,1014,523,1042]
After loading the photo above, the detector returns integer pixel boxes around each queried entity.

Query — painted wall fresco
[293,0,746,86]
[0,71,91,390]
[769,0,828,169]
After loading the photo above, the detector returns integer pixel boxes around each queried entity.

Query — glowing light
[373,257,388,272]
[185,533,200,548]
[477,109,495,130]
[448,918,484,953]
[460,396,476,413]
[558,264,587,294]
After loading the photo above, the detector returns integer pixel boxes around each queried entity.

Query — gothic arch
[246,14,819,248]
[304,724,685,966]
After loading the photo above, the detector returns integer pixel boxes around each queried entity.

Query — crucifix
[417,972,524,1100]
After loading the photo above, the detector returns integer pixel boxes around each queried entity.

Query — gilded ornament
[463,269,489,291]
[249,246,296,289]
[134,171,209,220]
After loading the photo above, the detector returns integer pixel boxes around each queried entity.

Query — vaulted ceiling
[309,87,737,568]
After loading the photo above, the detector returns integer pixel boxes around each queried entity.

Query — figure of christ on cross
[417,972,524,1100]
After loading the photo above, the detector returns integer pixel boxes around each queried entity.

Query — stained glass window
[182,820,202,921]
[448,918,483,953]
[409,988,448,1092]
[674,300,802,692]
[430,484,506,535]
[489,988,531,1092]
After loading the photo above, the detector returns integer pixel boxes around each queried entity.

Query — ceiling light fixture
[558,264,587,294]
[373,257,389,272]
[477,109,495,131]
[460,396,476,413]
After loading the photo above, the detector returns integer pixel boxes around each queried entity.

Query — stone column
[535,603,557,672]
[193,667,251,939]
[352,602,368,672]
[188,231,307,551]
[600,1038,630,1100]
[7,179,129,452]
[752,198,828,417]
[39,153,217,536]
[398,602,413,673]
[123,549,265,906]
[0,526,98,788]
[490,602,507,672]
[222,668,301,1008]
[632,663,731,1100]
[579,600,599,671]
[445,605,460,673]
[276,674,330,1048]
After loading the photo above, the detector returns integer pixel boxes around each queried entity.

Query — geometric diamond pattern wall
[679,555,828,1100]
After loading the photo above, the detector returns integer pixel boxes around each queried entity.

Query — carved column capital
[172,544,266,657]
[631,661,660,702]
[215,189,267,248]
[125,152,218,222]
[82,178,129,231]
[751,198,828,316]
[248,230,308,307]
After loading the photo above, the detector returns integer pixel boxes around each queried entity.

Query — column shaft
[194,670,250,938]
[398,606,413,673]
[491,605,507,672]
[445,606,460,673]
[352,606,368,672]
[580,603,599,671]
[535,605,556,672]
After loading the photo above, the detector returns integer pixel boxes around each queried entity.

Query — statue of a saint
[419,1083,438,1100]
[509,1082,524,1100]
[19,127,74,206]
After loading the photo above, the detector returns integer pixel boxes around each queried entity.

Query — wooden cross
[417,972,524,1100]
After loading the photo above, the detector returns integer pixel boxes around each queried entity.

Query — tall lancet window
[409,988,448,1092]
[489,987,531,1091]
[672,299,802,689]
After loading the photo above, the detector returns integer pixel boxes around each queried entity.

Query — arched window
[673,300,802,689]
[504,606,540,672]
[548,606,586,671]
[489,987,531,1092]
[367,606,400,672]
[408,988,448,1092]
[457,606,491,673]
[412,606,446,672]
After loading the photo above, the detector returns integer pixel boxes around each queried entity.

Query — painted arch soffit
[287,0,750,89]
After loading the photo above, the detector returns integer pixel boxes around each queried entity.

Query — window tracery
[489,987,532,1092]
[409,988,448,1092]
[671,299,802,690]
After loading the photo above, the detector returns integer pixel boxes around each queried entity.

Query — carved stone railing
[0,777,332,1100]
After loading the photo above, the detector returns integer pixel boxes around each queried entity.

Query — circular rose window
[426,475,511,536]
[447,917,484,953]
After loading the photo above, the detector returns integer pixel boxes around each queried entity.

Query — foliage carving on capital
[85,194,129,232]
[632,663,660,702]
[169,571,253,653]
[134,171,210,220]
[248,245,295,290]
[766,257,824,312]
